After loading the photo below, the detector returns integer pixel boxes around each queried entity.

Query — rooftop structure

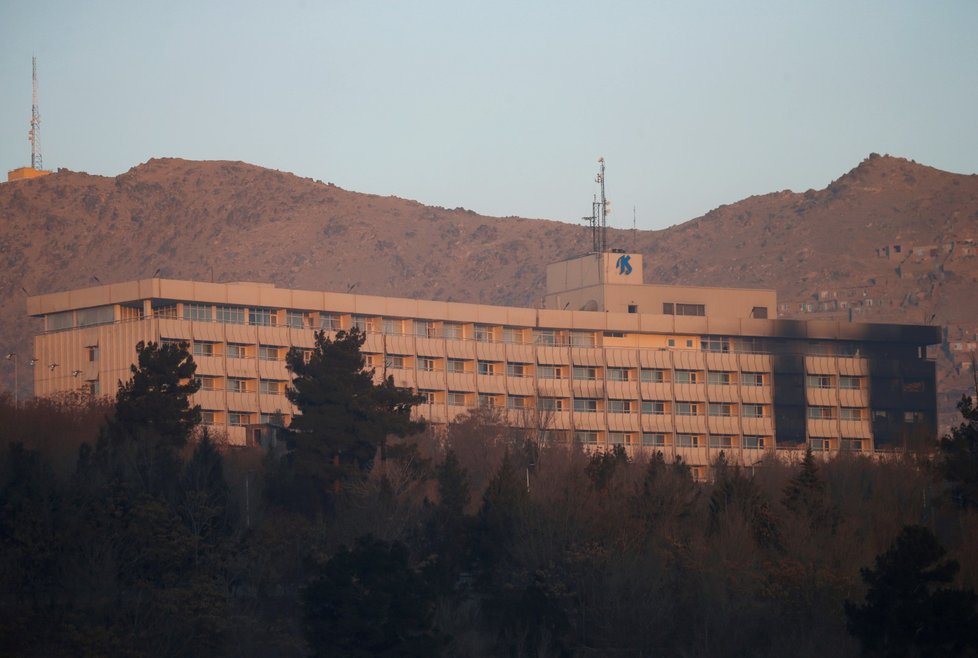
[27,252,939,473]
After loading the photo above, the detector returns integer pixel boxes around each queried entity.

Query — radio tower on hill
[6,56,51,183]
[29,56,42,170]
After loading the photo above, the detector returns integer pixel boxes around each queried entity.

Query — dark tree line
[2,336,978,657]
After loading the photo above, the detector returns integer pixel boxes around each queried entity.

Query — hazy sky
[2,1,976,230]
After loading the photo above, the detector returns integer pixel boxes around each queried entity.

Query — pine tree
[278,328,424,512]
[940,395,978,509]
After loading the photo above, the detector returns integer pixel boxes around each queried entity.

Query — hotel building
[27,252,940,469]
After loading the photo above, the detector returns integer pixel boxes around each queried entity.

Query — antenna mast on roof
[29,56,42,171]
[582,157,610,253]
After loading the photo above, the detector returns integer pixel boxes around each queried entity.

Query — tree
[302,535,445,657]
[278,329,424,512]
[109,340,201,449]
[783,447,836,532]
[940,395,978,509]
[845,525,978,657]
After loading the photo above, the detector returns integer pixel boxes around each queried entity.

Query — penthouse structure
[27,252,939,470]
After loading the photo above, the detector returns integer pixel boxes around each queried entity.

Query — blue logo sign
[615,254,633,276]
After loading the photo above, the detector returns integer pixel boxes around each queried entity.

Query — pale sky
[2,1,976,230]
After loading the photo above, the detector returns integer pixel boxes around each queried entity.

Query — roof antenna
[582,157,610,253]
[30,55,42,171]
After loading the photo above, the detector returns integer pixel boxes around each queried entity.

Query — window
[418,390,437,404]
[160,337,185,349]
[667,338,676,347]
[607,399,633,414]
[701,337,730,353]
[183,303,212,322]
[386,355,407,370]
[573,398,599,413]
[628,304,638,314]
[841,439,863,452]
[608,432,628,446]
[506,362,529,378]
[676,434,700,447]
[154,305,178,320]
[640,369,666,383]
[418,357,438,372]
[806,374,834,389]
[260,412,286,427]
[675,370,700,384]
[809,438,831,452]
[87,346,99,362]
[641,400,666,415]
[642,432,666,447]
[708,403,735,417]
[382,318,406,336]
[260,380,284,395]
[570,332,596,347]
[416,320,439,338]
[675,402,700,416]
[503,327,527,344]
[350,315,368,332]
[47,310,74,331]
[258,345,282,361]
[319,313,341,331]
[710,435,734,449]
[227,378,250,393]
[193,341,218,357]
[477,361,497,376]
[474,325,495,342]
[707,371,733,385]
[443,323,464,340]
[200,410,218,425]
[840,376,863,390]
[902,379,927,394]
[808,406,835,420]
[575,431,598,445]
[216,306,245,324]
[229,411,251,426]
[573,366,599,381]
[538,397,565,411]
[196,376,220,391]
[478,394,499,408]
[743,435,766,449]
[607,367,632,382]
[249,307,276,327]
[904,411,927,424]
[743,404,765,418]
[447,358,468,374]
[664,303,705,316]
[535,329,556,345]
[286,310,306,328]
[538,365,565,380]
[840,407,863,421]
[226,343,249,359]
[447,391,469,406]
[751,306,768,319]
[741,372,764,387]
[507,396,530,410]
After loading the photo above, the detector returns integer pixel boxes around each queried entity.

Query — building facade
[27,253,940,469]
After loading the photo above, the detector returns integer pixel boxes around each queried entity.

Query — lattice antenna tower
[29,56,42,170]
[582,157,610,253]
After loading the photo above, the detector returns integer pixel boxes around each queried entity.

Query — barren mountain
[1,154,975,429]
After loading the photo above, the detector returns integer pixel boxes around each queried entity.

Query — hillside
[1,154,975,429]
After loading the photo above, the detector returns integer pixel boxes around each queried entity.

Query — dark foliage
[845,525,978,657]
[941,395,978,509]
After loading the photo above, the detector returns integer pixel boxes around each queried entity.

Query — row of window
[809,406,867,421]
[200,410,287,427]
[574,431,769,449]
[196,377,287,395]
[806,374,866,390]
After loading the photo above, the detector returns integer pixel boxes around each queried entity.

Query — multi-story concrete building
[27,252,939,470]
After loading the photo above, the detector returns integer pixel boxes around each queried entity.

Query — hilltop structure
[7,56,51,183]
[27,251,939,474]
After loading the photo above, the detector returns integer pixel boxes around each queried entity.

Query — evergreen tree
[845,524,978,657]
[281,328,424,509]
[940,395,978,509]
[302,535,445,657]
[109,340,201,449]
[782,447,836,531]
